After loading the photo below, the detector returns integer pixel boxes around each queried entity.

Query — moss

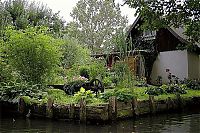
[154,94,176,101]
[117,109,133,118]
[181,90,200,98]
[21,96,31,105]
[133,87,149,100]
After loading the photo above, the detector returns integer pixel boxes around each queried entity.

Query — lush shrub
[0,80,47,101]
[181,79,200,90]
[65,59,106,83]
[145,84,187,96]
[165,84,187,94]
[145,86,165,96]
[101,88,135,102]
[89,59,107,80]
[61,38,91,68]
[100,89,114,101]
[79,66,90,79]
[113,61,135,88]
[46,89,75,105]
[115,88,135,102]
[48,89,67,101]
[73,87,96,104]
[113,61,129,80]
[47,87,104,105]
[5,26,61,84]
[102,76,113,87]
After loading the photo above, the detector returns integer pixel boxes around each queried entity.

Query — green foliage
[113,61,135,88]
[61,38,91,68]
[102,76,113,87]
[133,87,148,100]
[21,96,31,105]
[114,88,135,102]
[4,26,62,84]
[101,88,135,102]
[2,0,65,36]
[65,58,107,83]
[165,84,187,94]
[145,84,187,96]
[126,0,200,43]
[145,86,165,96]
[0,80,47,101]
[89,59,107,80]
[48,89,67,100]
[113,62,129,79]
[181,79,200,90]
[79,66,90,79]
[100,89,114,101]
[73,87,96,104]
[68,0,127,53]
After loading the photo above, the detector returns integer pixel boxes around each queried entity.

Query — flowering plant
[72,76,88,82]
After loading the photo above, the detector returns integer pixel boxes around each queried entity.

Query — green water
[0,112,200,133]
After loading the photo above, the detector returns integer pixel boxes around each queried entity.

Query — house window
[143,30,156,40]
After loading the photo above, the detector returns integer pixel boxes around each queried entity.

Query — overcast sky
[31,0,136,25]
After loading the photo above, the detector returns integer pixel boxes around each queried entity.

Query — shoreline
[1,95,200,122]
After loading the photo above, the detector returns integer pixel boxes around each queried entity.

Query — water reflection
[1,112,200,133]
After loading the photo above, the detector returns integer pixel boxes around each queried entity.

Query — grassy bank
[20,86,200,106]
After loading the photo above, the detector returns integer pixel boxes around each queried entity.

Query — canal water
[0,112,200,133]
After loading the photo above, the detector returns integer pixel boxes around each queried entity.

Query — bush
[145,84,187,96]
[113,61,135,88]
[42,89,73,105]
[145,86,165,96]
[115,88,135,102]
[79,66,90,79]
[5,26,61,84]
[0,80,47,101]
[113,62,129,80]
[65,59,106,83]
[73,87,95,104]
[165,84,187,94]
[101,88,135,102]
[89,59,107,80]
[102,76,113,87]
[100,89,114,101]
[61,38,91,68]
[181,79,200,90]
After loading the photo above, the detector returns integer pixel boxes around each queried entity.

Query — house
[126,16,200,84]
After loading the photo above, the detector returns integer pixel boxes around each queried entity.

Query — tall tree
[68,0,128,54]
[0,1,12,38]
[1,0,65,37]
[125,0,200,44]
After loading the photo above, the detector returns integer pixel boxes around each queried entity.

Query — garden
[0,26,200,106]
[0,0,199,110]
[0,26,200,121]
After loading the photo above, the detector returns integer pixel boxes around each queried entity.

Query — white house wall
[187,52,200,79]
[150,50,188,84]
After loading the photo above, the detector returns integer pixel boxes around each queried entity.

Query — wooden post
[167,97,173,110]
[149,95,155,113]
[176,94,183,109]
[69,103,75,119]
[18,97,26,114]
[132,97,139,116]
[108,96,117,120]
[46,98,54,118]
[80,98,86,122]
